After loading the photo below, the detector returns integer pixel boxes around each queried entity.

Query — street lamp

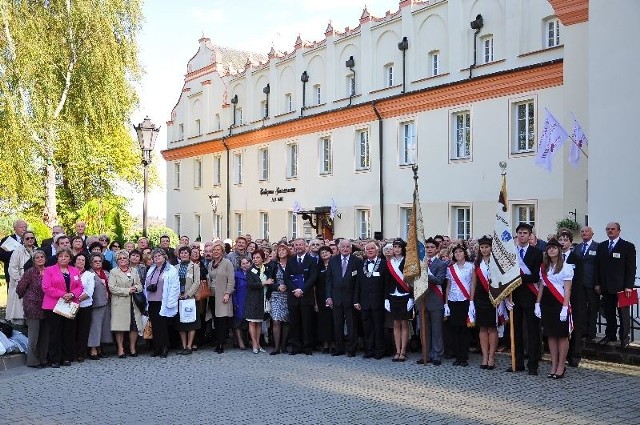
[134,116,160,237]
[345,56,355,105]
[397,36,409,93]
[300,71,309,117]
[262,84,270,119]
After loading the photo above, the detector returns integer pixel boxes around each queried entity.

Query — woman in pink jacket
[42,247,84,368]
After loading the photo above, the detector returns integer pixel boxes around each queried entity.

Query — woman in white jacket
[7,230,37,325]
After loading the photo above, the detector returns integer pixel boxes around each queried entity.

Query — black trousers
[332,304,357,353]
[288,299,314,352]
[602,292,631,340]
[208,296,230,348]
[75,306,92,358]
[46,310,76,364]
[584,287,600,339]
[148,301,171,352]
[361,308,385,356]
[513,304,541,370]
[568,283,587,360]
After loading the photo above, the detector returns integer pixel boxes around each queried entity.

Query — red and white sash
[541,265,574,335]
[387,261,411,293]
[448,264,471,300]
[475,266,490,293]
[517,254,538,296]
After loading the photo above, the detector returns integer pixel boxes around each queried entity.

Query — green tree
[129,225,179,249]
[0,0,144,225]
[67,197,134,242]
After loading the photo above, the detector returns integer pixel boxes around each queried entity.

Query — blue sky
[131,0,396,219]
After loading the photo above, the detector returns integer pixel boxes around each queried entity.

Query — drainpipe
[372,101,384,237]
[397,37,409,93]
[469,14,484,78]
[222,136,230,238]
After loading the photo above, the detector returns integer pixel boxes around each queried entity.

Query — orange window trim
[162,60,563,161]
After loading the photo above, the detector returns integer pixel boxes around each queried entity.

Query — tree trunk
[44,161,57,227]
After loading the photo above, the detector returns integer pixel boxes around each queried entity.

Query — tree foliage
[0,0,145,225]
[129,225,179,249]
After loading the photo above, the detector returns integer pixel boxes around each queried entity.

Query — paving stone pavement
[1,349,639,425]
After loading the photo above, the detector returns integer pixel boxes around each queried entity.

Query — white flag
[330,198,337,220]
[535,109,569,172]
[292,201,302,213]
[569,116,588,167]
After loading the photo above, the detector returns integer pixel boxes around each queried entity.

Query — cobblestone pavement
[1,348,639,425]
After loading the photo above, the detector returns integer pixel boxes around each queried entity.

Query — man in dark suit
[0,219,28,285]
[73,221,88,248]
[557,229,584,367]
[574,226,599,341]
[595,222,637,348]
[159,235,177,265]
[40,225,64,248]
[354,241,386,359]
[326,238,363,357]
[284,238,317,355]
[45,234,71,266]
[508,222,544,375]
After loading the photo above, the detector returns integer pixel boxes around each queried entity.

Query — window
[258,148,269,181]
[384,64,394,87]
[482,36,494,64]
[513,100,535,153]
[233,152,243,185]
[285,93,293,112]
[356,209,371,239]
[212,213,222,239]
[259,212,269,240]
[173,162,181,189]
[215,113,221,130]
[289,212,299,239]
[195,119,201,136]
[399,121,416,165]
[400,207,411,240]
[545,18,560,48]
[314,85,321,105]
[213,156,221,186]
[514,204,536,230]
[453,206,471,240]
[178,123,184,140]
[235,213,243,236]
[236,108,243,125]
[194,158,202,188]
[319,137,332,175]
[347,75,356,96]
[194,213,201,239]
[429,50,440,76]
[355,130,370,170]
[287,143,298,178]
[174,214,181,236]
[452,111,471,159]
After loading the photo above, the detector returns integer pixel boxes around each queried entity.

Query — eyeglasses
[24,237,35,241]
[112,245,121,248]
[99,238,108,242]
[117,257,128,261]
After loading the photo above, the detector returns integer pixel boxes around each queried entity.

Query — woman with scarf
[269,243,291,355]
[87,252,112,360]
[243,253,270,353]
[175,246,202,355]
[209,242,235,353]
[384,238,413,362]
[74,253,93,362]
[7,230,37,325]
[16,250,48,367]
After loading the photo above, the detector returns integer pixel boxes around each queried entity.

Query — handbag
[143,320,153,339]
[179,298,197,323]
[132,291,147,313]
[195,280,212,301]
[53,297,79,319]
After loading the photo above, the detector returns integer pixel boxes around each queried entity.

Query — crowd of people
[0,219,636,379]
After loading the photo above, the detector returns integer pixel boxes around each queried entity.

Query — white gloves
[443,304,450,317]
[560,306,568,321]
[505,299,514,311]
[534,303,541,319]
[384,299,391,312]
[407,298,415,312]
[468,301,475,317]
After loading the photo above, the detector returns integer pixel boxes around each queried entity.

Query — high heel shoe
[552,370,565,379]
[480,364,488,370]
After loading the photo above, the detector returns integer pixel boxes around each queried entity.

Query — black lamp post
[262,84,270,118]
[397,36,409,93]
[133,116,160,237]
[469,14,484,78]
[345,55,355,105]
[300,71,309,117]
[230,94,238,129]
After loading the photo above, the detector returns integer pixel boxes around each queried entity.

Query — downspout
[222,136,230,238]
[469,14,484,79]
[372,101,384,237]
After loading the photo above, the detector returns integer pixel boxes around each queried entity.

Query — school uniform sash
[517,255,538,296]
[387,261,410,293]
[540,265,574,335]
[475,266,490,293]
[448,264,471,300]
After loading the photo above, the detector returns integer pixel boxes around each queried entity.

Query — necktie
[428,258,432,268]
[582,243,588,256]
[341,256,348,277]
[608,241,614,253]
[298,256,303,265]
[519,248,525,260]
[563,253,567,261]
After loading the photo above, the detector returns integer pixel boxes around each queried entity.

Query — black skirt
[389,296,412,321]
[474,287,497,328]
[448,300,470,327]
[541,291,569,337]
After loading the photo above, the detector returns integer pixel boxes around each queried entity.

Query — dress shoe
[621,338,631,348]
[62,361,71,366]
[50,363,60,368]
[505,366,525,372]
[552,370,565,379]
[118,354,126,359]
[89,354,99,360]
[528,369,538,376]
[289,351,299,356]
[76,357,85,363]
[480,364,488,370]
[432,360,441,366]
[151,351,159,357]
[321,347,330,354]
[270,350,280,355]
[332,351,345,357]
[452,361,461,366]
[347,352,356,358]
[160,348,168,358]
[598,336,615,345]
[374,354,384,360]
[487,365,495,370]
[130,352,138,358]
[363,353,375,359]
[460,361,469,367]
[567,358,580,368]
[304,350,313,355]
[416,358,431,365]
[281,348,289,354]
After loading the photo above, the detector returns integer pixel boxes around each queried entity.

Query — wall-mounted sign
[260,187,296,202]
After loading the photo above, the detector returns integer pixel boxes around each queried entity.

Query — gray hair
[150,247,168,261]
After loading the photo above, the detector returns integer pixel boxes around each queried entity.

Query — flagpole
[509,294,516,372]
[566,134,589,158]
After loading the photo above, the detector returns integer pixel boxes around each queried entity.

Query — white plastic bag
[179,298,197,323]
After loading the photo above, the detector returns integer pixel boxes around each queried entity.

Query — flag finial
[499,161,507,176]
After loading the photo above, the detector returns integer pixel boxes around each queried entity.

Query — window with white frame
[236,108,243,125]
[174,214,181,236]
[285,93,293,112]
[355,129,370,170]
[384,63,394,87]
[512,100,535,153]
[194,158,202,188]
[452,206,471,240]
[259,212,269,240]
[400,206,412,240]
[234,213,243,236]
[452,111,471,159]
[545,18,560,48]
[399,121,416,165]
[213,155,221,186]
[233,152,243,185]
[212,213,222,239]
[482,36,494,64]
[429,50,440,76]
[319,137,332,175]
[258,147,269,181]
[513,204,536,230]
[356,209,371,239]
[314,85,321,105]
[178,123,184,140]
[289,211,299,239]
[215,113,221,130]
[195,119,201,136]
[347,75,356,97]
[194,213,201,239]
[173,162,181,189]
[287,143,298,178]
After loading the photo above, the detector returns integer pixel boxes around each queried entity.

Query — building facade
[162,0,604,244]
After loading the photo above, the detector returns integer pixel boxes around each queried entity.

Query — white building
[162,0,638,258]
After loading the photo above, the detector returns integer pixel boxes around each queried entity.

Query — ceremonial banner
[489,167,522,306]
[535,108,569,172]
[405,166,429,301]
[568,115,588,167]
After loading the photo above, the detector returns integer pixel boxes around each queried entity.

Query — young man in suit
[1,219,28,286]
[40,225,64,248]
[595,222,637,348]
[284,238,317,355]
[574,226,599,341]
[326,238,363,357]
[557,229,584,367]
[507,223,543,375]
